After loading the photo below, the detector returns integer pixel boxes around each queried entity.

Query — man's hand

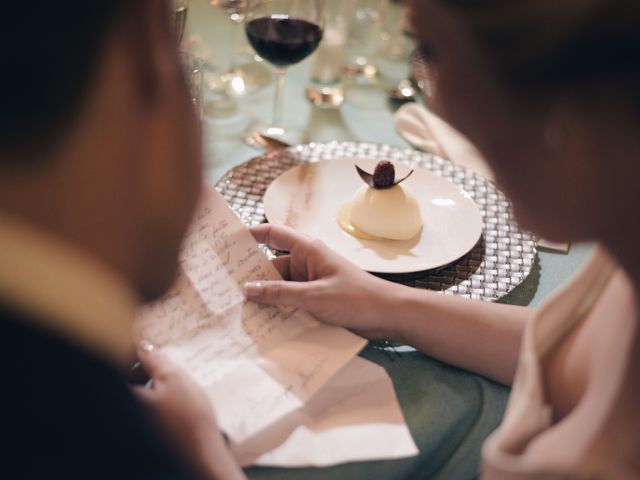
[244,224,403,341]
[135,342,246,480]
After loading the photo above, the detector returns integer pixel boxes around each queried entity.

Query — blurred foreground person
[244,1,640,478]
[0,1,243,479]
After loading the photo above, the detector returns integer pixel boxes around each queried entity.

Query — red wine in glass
[243,0,325,147]
[246,16,323,68]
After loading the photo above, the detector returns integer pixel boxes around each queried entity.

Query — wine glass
[244,0,325,146]
[209,0,272,97]
[174,0,189,44]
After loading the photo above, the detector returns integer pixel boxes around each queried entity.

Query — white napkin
[233,357,419,467]
[395,103,570,254]
[395,103,495,180]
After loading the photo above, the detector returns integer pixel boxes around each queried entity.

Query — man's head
[0,1,203,301]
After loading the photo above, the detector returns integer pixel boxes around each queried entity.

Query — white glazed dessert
[350,182,422,240]
[337,160,423,241]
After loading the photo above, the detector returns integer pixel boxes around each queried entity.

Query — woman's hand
[245,224,530,385]
[244,224,404,341]
[135,342,246,480]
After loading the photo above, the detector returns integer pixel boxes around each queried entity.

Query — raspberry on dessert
[373,160,395,188]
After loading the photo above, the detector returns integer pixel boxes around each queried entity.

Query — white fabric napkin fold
[233,357,419,467]
[395,103,495,180]
[394,103,570,254]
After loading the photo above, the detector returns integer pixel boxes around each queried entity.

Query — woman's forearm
[381,282,531,385]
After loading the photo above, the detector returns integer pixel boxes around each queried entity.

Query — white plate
[263,158,483,274]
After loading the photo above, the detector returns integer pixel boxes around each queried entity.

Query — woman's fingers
[244,279,316,309]
[249,224,310,252]
[136,341,174,382]
[133,385,154,401]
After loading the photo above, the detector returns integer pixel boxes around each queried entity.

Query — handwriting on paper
[135,185,366,444]
[136,187,316,377]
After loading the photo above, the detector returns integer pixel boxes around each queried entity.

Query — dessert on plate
[338,160,422,241]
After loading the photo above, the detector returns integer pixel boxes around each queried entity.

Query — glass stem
[272,68,287,127]
[228,17,239,72]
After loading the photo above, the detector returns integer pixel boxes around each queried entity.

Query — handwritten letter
[136,185,366,444]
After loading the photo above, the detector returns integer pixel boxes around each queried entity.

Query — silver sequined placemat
[215,141,536,302]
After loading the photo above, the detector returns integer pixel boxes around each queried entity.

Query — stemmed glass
[344,0,388,79]
[209,0,272,97]
[174,0,189,44]
[244,0,325,146]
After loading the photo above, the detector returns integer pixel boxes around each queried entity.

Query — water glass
[345,0,388,79]
[174,0,189,44]
[182,53,204,118]
[208,0,272,98]
[306,0,352,108]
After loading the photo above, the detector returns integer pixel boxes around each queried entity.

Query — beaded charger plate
[215,141,537,302]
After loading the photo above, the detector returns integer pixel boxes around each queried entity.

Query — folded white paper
[136,185,418,466]
[244,357,419,467]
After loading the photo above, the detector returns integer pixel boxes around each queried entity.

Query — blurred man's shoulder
[0,306,199,480]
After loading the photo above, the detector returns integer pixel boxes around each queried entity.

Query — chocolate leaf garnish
[393,169,414,186]
[356,164,375,188]
[356,163,414,189]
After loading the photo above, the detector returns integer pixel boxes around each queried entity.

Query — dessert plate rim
[262,157,484,274]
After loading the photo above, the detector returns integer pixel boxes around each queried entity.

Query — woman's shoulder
[482,244,639,479]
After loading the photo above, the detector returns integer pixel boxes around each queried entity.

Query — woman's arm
[245,224,531,385]
[383,283,530,384]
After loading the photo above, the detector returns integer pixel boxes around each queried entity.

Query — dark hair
[0,1,127,161]
[437,0,640,102]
